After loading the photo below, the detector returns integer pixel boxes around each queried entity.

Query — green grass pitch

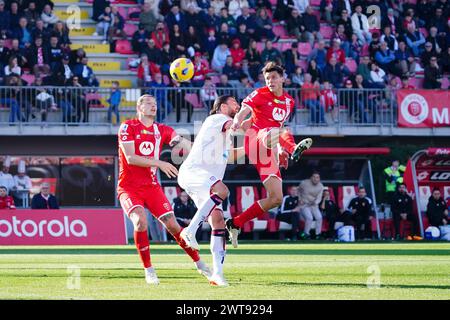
[0,242,449,300]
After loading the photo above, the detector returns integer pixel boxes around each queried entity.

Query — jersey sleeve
[118,122,135,144]
[241,88,261,112]
[161,124,178,146]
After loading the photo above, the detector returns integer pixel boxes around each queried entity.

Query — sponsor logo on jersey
[121,135,127,141]
[141,129,153,135]
[272,107,286,121]
[120,124,128,134]
[139,141,154,155]
[163,203,171,211]
[274,99,286,104]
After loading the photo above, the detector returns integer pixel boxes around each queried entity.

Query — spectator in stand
[203,7,219,32]
[240,58,253,81]
[28,36,51,76]
[255,7,276,41]
[380,26,398,52]
[375,41,401,77]
[405,24,426,57]
[73,57,99,87]
[181,0,201,13]
[261,40,282,65]
[320,0,334,23]
[323,56,344,89]
[228,0,249,19]
[355,74,376,123]
[219,7,237,35]
[40,4,58,29]
[230,38,245,66]
[185,25,202,57]
[327,38,346,64]
[235,74,252,101]
[236,6,257,40]
[47,35,63,71]
[52,54,73,86]
[4,74,24,123]
[424,56,442,89]
[234,23,250,50]
[286,9,305,43]
[340,78,358,121]
[291,66,304,86]
[203,28,217,59]
[137,54,160,87]
[94,6,114,44]
[336,8,353,39]
[395,40,416,77]
[302,73,324,124]
[9,1,20,31]
[274,0,295,22]
[253,72,265,88]
[431,7,447,34]
[441,47,450,74]
[308,40,327,72]
[369,61,387,89]
[110,6,126,41]
[92,0,110,21]
[426,188,449,228]
[400,75,415,89]
[390,183,420,240]
[426,26,445,55]
[421,42,438,68]
[254,0,272,11]
[303,6,322,47]
[34,77,57,122]
[107,80,121,123]
[141,1,159,33]
[160,42,176,76]
[293,0,309,14]
[298,171,324,240]
[142,38,161,65]
[245,39,262,81]
[0,0,10,40]
[307,59,322,83]
[173,191,197,228]
[69,76,88,123]
[148,72,173,122]
[0,185,15,209]
[4,55,21,78]
[320,80,337,122]
[284,42,300,76]
[32,19,51,44]
[191,52,209,87]
[222,55,241,81]
[347,187,374,240]
[31,182,59,209]
[217,22,232,46]
[132,24,150,54]
[170,23,187,56]
[0,38,10,70]
[52,21,71,49]
[319,188,344,239]
[381,8,400,37]
[200,76,218,110]
[216,74,233,96]
[210,0,225,16]
[24,1,39,29]
[277,186,301,240]
[150,22,168,51]
[351,4,371,45]
[211,41,231,72]
[356,55,371,82]
[14,17,32,50]
[334,24,350,53]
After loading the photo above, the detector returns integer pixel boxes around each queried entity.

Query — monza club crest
[400,93,429,125]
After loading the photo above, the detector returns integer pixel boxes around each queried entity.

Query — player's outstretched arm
[231,104,252,131]
[120,142,178,178]
[170,135,193,155]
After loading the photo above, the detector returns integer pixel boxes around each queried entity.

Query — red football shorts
[244,126,281,183]
[119,185,173,220]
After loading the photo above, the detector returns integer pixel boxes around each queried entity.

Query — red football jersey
[117,119,177,194]
[242,86,294,129]
[0,195,16,209]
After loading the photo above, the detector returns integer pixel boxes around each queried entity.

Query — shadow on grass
[271,281,450,290]
[1,248,449,256]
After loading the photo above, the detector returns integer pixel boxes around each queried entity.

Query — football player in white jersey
[178,95,243,287]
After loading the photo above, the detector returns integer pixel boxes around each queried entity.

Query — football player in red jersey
[226,62,313,247]
[118,94,212,285]
[0,186,16,209]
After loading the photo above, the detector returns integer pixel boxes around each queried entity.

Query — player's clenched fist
[157,160,178,178]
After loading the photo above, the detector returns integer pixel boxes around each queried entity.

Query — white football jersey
[180,113,232,180]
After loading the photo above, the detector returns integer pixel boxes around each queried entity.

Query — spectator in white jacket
[298,172,324,239]
[181,0,201,13]
[228,0,249,19]
[211,42,231,72]
[40,4,59,28]
[211,0,226,16]
[200,77,218,110]
[351,5,372,45]
[293,0,309,14]
[370,62,387,88]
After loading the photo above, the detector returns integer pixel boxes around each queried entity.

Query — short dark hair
[432,187,441,193]
[311,171,320,177]
[210,95,234,115]
[262,62,284,76]
[0,185,7,191]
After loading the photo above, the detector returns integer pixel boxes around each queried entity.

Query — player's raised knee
[211,181,229,201]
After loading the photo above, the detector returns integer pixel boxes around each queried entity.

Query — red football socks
[134,231,151,268]
[279,128,296,155]
[173,228,200,262]
[233,202,266,228]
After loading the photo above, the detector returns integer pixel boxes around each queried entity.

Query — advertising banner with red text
[0,209,127,245]
[397,90,449,128]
